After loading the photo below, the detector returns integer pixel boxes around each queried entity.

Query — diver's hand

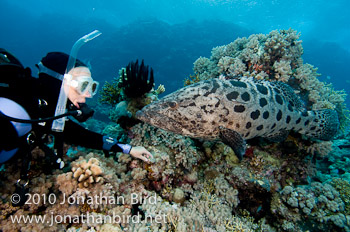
[129,146,153,163]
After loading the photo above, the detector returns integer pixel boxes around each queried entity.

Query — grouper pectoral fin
[218,126,246,161]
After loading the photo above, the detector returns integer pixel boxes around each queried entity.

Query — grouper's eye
[168,101,178,109]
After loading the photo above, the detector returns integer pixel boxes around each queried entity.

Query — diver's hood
[38,52,87,81]
[37,52,84,111]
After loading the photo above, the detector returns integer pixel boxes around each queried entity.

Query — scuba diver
[0,31,152,206]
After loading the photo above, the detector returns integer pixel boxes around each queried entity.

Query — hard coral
[71,157,104,188]
[330,178,350,214]
[120,59,154,98]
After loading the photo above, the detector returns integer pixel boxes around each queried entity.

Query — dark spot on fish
[257,125,263,131]
[234,105,245,113]
[211,121,216,125]
[230,80,247,88]
[301,111,308,117]
[193,94,200,99]
[259,98,268,107]
[191,121,196,124]
[246,122,252,129]
[274,88,281,94]
[289,101,295,107]
[222,118,228,122]
[210,80,220,92]
[236,123,240,128]
[226,91,239,100]
[228,121,233,126]
[310,126,316,130]
[296,118,301,124]
[314,119,319,123]
[275,94,283,105]
[223,107,230,116]
[257,84,268,95]
[223,82,230,88]
[263,111,269,119]
[286,116,291,124]
[245,132,250,137]
[276,110,282,121]
[304,120,310,126]
[215,100,220,107]
[202,86,210,90]
[189,102,196,106]
[288,104,293,112]
[241,92,251,101]
[271,123,276,129]
[250,110,260,120]
[209,110,214,114]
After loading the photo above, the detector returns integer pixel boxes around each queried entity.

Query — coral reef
[271,182,350,231]
[192,28,349,133]
[1,28,349,232]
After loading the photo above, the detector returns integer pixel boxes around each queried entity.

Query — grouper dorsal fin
[219,126,246,161]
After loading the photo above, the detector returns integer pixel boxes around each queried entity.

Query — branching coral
[306,141,334,157]
[273,182,349,231]
[193,28,303,82]
[71,157,104,189]
[130,123,203,170]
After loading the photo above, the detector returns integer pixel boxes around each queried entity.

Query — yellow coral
[154,84,165,95]
[184,73,201,86]
[330,178,350,214]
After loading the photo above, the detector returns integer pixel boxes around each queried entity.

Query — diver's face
[66,67,92,108]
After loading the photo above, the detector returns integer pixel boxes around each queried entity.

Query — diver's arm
[63,120,153,162]
[63,120,124,151]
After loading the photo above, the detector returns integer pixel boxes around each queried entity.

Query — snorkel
[51,30,101,132]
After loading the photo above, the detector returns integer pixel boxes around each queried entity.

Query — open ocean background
[1,0,349,106]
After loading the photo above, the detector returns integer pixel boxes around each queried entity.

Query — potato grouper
[136,77,339,160]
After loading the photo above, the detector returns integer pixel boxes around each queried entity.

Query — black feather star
[120,59,154,98]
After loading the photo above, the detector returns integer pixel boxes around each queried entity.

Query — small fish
[136,77,339,160]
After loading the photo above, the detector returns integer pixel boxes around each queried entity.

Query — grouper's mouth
[135,110,183,134]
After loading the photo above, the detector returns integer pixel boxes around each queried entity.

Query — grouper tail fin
[303,109,339,141]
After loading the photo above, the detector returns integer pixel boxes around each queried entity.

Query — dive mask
[68,75,99,97]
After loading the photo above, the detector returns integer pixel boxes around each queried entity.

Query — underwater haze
[1,0,349,105]
[2,1,350,231]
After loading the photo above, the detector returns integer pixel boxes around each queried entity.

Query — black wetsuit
[0,70,123,157]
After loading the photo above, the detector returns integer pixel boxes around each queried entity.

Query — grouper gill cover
[136,77,340,159]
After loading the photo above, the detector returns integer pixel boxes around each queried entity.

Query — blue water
[1,0,349,105]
